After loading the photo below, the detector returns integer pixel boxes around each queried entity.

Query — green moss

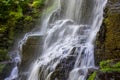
[100,60,120,72]
[95,5,120,63]
[101,68,120,72]
[113,62,120,68]
[100,60,112,69]
[88,72,97,80]
[104,12,120,59]
[95,0,120,79]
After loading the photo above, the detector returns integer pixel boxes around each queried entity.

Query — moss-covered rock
[95,0,120,64]
[95,0,120,79]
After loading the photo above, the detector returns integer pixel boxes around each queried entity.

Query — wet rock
[95,0,120,79]
[18,36,43,79]
[95,0,120,65]
[50,47,77,80]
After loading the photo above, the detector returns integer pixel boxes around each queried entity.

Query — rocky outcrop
[95,0,120,79]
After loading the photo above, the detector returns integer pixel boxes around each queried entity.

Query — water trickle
[5,0,107,80]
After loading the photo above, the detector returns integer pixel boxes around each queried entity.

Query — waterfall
[5,0,107,80]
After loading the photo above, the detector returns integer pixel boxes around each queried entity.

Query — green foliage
[0,0,46,62]
[88,72,97,80]
[113,62,120,68]
[24,16,33,22]
[100,60,120,72]
[100,60,112,69]
[9,12,22,20]
[104,12,120,59]
[0,25,7,33]
[32,0,45,8]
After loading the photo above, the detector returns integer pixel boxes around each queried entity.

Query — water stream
[5,0,107,80]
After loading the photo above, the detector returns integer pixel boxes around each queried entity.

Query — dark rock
[50,47,77,80]
[95,0,120,79]
[95,0,120,65]
[0,62,14,80]
[18,36,43,80]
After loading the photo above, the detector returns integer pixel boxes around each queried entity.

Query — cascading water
[27,0,107,80]
[5,0,107,80]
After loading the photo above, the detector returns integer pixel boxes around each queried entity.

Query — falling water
[27,0,107,80]
[5,0,107,80]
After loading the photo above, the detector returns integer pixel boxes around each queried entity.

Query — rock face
[95,0,120,79]
[18,36,43,80]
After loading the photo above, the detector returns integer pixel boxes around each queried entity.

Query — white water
[27,0,107,80]
[5,0,107,80]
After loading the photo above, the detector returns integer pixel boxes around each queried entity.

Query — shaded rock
[0,62,14,80]
[18,36,43,79]
[95,0,120,65]
[95,0,120,79]
[50,47,77,80]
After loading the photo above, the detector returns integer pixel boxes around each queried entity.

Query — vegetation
[100,60,120,72]
[88,72,97,80]
[0,0,46,62]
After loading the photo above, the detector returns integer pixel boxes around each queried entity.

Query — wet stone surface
[18,36,43,80]
[50,47,77,80]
